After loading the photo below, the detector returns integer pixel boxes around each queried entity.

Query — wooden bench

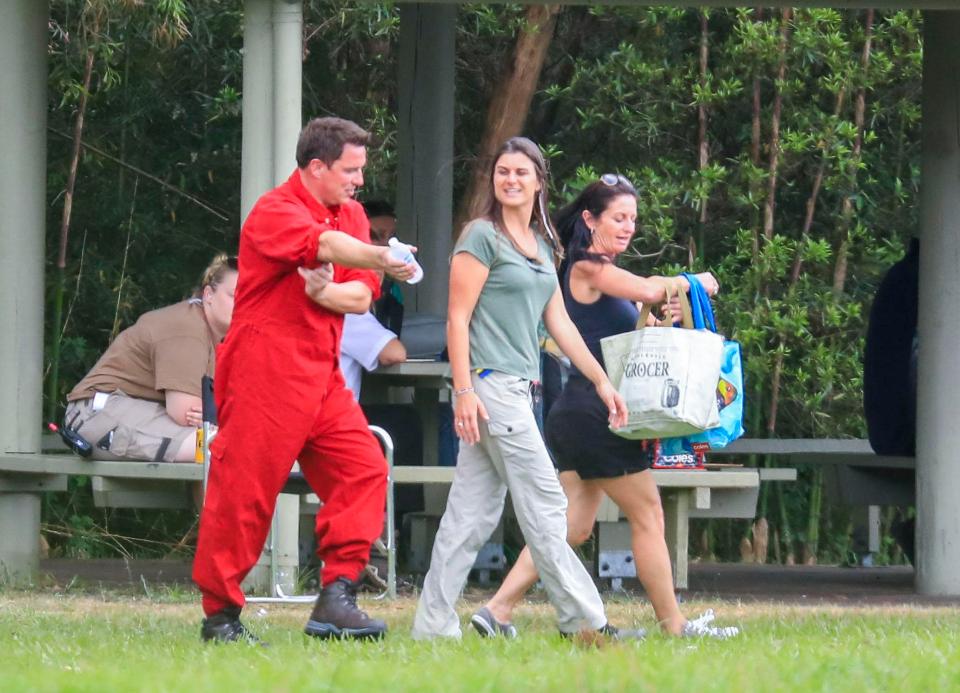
[9,439,848,592]
[0,450,204,583]
[710,438,915,555]
[0,431,399,598]
[714,438,916,509]
[392,464,797,589]
[715,437,913,471]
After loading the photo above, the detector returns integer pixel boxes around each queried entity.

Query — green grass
[2,591,959,691]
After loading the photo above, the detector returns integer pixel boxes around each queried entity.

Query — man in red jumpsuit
[193,117,415,644]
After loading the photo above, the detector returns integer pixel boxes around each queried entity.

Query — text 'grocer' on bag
[601,284,724,441]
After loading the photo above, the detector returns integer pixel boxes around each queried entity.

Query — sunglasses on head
[600,173,636,192]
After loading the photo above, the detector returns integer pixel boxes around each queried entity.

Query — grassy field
[2,589,959,692]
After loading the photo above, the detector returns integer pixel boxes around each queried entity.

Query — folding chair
[200,376,397,603]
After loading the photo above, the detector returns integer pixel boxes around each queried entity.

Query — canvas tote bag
[601,284,723,440]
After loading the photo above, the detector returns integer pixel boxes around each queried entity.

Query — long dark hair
[555,178,637,277]
[473,137,563,266]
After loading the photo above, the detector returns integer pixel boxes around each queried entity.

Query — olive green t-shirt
[455,219,558,381]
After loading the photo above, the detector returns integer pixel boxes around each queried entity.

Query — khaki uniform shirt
[67,300,216,403]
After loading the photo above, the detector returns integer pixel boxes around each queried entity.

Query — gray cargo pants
[411,371,607,639]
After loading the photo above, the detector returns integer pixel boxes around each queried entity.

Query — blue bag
[660,275,745,455]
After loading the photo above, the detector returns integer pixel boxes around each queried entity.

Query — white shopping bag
[601,291,723,440]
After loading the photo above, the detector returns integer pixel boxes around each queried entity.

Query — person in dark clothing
[863,237,919,562]
[863,237,919,456]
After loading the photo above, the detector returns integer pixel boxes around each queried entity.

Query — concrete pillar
[239,0,302,596]
[397,4,456,316]
[0,0,48,585]
[916,11,960,596]
[268,0,302,598]
[0,0,47,456]
[0,494,41,585]
[241,0,274,222]
[272,0,303,184]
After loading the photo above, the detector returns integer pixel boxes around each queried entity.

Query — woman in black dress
[471,176,738,640]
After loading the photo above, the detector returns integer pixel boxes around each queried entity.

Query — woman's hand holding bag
[659,274,745,455]
[601,281,724,440]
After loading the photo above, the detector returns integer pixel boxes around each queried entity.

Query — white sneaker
[680,609,740,640]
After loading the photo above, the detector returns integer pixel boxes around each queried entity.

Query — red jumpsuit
[193,170,386,616]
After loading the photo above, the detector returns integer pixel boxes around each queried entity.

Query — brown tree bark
[455,5,562,233]
[780,88,849,566]
[762,8,792,242]
[790,88,847,283]
[832,9,875,297]
[749,8,764,262]
[57,50,95,273]
[759,8,795,565]
[761,8,795,435]
[47,21,97,423]
[695,9,710,261]
[747,7,767,561]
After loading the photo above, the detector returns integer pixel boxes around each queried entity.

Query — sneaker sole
[470,614,497,638]
[304,620,386,640]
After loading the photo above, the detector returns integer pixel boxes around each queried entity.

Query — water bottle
[387,237,424,284]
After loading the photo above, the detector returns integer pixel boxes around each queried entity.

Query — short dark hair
[296,117,370,168]
[363,200,395,219]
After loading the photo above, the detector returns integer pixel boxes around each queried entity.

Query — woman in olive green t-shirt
[412,137,638,642]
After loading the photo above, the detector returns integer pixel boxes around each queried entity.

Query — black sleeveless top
[562,260,640,377]
[546,259,654,480]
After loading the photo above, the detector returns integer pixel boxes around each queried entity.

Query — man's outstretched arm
[317,231,415,283]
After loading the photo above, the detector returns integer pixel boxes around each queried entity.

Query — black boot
[201,607,266,646]
[304,577,387,640]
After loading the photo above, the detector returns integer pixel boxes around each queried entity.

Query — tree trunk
[696,9,710,259]
[752,516,769,563]
[787,84,851,567]
[762,8,792,242]
[833,9,874,298]
[776,480,796,564]
[758,8,794,563]
[749,8,764,262]
[47,38,96,423]
[791,87,847,283]
[455,5,562,232]
[111,177,140,340]
[803,468,824,564]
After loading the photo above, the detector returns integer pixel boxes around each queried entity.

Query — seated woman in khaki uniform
[64,254,238,463]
